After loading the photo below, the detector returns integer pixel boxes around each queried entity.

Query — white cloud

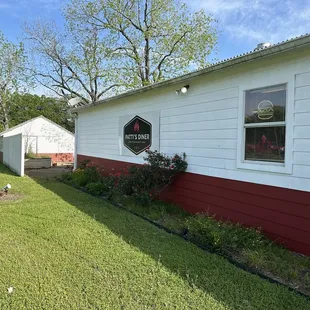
[188,0,310,44]
[0,2,11,9]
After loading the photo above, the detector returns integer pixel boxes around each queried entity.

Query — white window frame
[237,76,293,174]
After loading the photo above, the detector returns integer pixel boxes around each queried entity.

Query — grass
[113,195,310,295]
[0,165,309,309]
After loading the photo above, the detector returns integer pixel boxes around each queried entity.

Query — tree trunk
[3,109,9,130]
[1,101,9,130]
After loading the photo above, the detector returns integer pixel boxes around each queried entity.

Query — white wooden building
[0,116,74,165]
[72,34,310,255]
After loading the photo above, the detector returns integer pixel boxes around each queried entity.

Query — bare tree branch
[64,0,217,88]
[24,21,122,104]
[97,83,123,98]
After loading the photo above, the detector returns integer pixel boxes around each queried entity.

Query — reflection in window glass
[245,127,285,162]
[245,84,286,124]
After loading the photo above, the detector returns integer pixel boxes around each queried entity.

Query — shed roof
[72,33,310,112]
[0,115,74,137]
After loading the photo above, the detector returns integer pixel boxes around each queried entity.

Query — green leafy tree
[65,0,217,87]
[8,93,74,132]
[0,32,29,130]
[25,0,217,103]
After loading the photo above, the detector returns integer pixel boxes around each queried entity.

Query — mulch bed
[0,193,24,202]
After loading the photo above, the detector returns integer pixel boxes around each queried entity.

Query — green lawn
[0,165,309,309]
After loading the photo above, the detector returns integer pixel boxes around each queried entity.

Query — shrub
[72,165,101,187]
[86,182,105,196]
[62,151,187,204]
[86,177,115,197]
[185,215,266,253]
[113,149,188,205]
[111,170,134,196]
[25,152,36,159]
[145,149,188,175]
[101,176,115,196]
[57,172,73,183]
[78,159,90,169]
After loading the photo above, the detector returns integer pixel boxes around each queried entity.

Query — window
[243,84,286,163]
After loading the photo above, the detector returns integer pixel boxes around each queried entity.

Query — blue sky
[0,0,309,93]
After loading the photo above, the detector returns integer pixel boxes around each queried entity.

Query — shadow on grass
[33,178,309,310]
[0,163,19,177]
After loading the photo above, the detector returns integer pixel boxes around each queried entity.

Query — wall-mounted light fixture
[176,85,189,95]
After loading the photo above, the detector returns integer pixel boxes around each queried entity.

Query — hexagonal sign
[123,115,152,155]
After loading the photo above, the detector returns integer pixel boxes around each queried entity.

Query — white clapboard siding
[295,72,310,87]
[293,152,310,166]
[161,108,238,124]
[79,146,118,156]
[79,137,117,143]
[77,51,310,192]
[294,126,310,138]
[293,165,310,178]
[295,99,310,112]
[161,95,238,118]
[295,113,310,126]
[161,147,236,160]
[89,144,119,151]
[176,156,227,169]
[294,139,310,152]
[79,117,119,125]
[161,119,237,132]
[291,70,310,186]
[78,127,118,134]
[160,129,238,140]
[161,98,239,118]
[293,69,310,180]
[295,86,310,100]
[160,139,237,149]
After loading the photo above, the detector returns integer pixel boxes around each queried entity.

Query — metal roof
[72,33,310,112]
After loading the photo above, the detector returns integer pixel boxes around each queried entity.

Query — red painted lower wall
[39,153,74,164]
[77,154,310,256]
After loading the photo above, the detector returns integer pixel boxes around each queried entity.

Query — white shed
[0,116,74,164]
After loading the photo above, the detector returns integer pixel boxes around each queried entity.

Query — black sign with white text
[123,116,152,155]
